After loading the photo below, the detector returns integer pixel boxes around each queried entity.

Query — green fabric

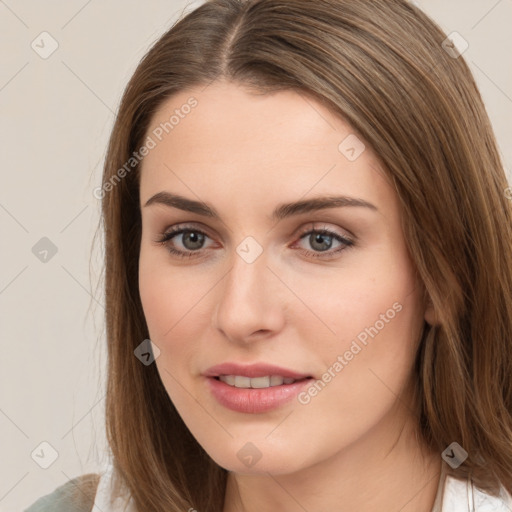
[24,474,99,512]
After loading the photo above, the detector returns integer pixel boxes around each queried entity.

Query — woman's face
[138,80,432,475]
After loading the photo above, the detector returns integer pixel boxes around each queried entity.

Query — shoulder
[24,473,100,512]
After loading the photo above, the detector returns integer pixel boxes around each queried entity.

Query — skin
[138,79,440,512]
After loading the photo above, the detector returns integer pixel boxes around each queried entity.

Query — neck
[222,408,442,512]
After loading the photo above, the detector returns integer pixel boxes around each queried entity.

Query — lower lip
[206,377,312,413]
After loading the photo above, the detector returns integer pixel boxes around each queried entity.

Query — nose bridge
[213,241,284,340]
[221,244,269,313]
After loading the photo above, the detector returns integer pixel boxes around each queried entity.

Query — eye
[292,224,354,259]
[155,222,354,260]
[155,225,213,259]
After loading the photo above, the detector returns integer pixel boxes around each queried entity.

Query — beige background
[0,0,511,509]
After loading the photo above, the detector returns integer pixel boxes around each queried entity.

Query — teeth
[218,375,298,388]
[234,376,251,388]
[222,375,236,386]
[270,375,284,386]
[249,376,270,388]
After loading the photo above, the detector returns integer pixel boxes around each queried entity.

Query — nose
[212,247,286,344]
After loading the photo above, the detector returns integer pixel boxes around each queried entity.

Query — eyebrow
[143,191,378,221]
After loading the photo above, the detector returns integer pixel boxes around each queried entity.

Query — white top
[93,461,512,512]
[93,464,137,512]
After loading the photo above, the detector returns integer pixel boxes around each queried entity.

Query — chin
[195,434,316,475]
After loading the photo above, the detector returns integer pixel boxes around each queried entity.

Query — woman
[26,0,512,511]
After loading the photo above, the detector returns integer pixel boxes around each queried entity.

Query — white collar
[93,463,137,512]
[439,472,512,511]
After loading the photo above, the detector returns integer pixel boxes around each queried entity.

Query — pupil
[312,233,332,252]
[184,231,204,250]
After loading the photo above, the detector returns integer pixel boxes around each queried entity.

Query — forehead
[144,80,355,154]
[139,80,392,217]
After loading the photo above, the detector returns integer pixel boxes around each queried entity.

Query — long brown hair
[97,0,512,510]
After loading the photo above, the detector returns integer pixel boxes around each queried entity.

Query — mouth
[203,363,314,413]
[203,362,312,381]
[214,375,312,388]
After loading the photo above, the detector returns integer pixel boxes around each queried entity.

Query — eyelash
[154,224,354,260]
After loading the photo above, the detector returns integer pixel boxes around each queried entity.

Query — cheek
[139,263,173,341]
[139,249,207,340]
[138,250,215,389]
[287,277,422,460]
[300,248,421,355]
[139,255,219,432]
[295,251,424,413]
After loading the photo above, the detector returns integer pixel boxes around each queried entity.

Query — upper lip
[203,362,311,379]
